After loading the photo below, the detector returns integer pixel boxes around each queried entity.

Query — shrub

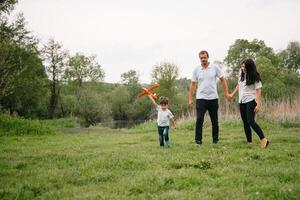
[0,115,54,136]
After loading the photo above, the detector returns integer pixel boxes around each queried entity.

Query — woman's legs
[246,100,265,140]
[239,103,252,142]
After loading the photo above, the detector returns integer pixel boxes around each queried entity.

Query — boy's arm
[171,118,176,130]
[147,95,158,107]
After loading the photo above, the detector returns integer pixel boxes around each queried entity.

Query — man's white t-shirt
[156,105,174,127]
[192,64,224,100]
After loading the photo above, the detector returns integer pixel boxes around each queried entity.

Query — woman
[229,58,269,148]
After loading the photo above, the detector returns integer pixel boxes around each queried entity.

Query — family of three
[147,50,269,149]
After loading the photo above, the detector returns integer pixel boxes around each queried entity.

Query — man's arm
[188,81,196,108]
[219,77,231,101]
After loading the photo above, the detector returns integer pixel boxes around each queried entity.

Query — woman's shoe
[260,138,269,148]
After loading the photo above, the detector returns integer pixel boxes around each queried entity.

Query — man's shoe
[213,140,218,144]
[195,141,202,146]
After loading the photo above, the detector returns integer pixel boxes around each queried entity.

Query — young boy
[147,95,176,147]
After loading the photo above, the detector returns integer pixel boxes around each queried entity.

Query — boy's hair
[159,96,169,105]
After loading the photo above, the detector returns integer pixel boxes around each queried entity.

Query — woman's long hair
[240,58,261,85]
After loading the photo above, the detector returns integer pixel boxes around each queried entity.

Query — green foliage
[109,86,132,120]
[278,41,300,72]
[41,39,69,118]
[130,98,153,121]
[224,39,279,77]
[66,53,104,87]
[0,115,54,136]
[255,56,300,100]
[75,88,111,127]
[0,13,48,118]
[152,62,179,100]
[120,69,139,85]
[0,0,18,14]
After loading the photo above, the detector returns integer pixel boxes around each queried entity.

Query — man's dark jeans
[195,99,219,143]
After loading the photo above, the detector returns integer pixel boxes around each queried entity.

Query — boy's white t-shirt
[156,105,174,127]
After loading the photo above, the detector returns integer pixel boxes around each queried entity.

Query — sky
[13,0,300,83]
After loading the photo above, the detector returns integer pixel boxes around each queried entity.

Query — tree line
[1,0,299,126]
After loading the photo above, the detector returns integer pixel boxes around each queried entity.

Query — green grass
[0,120,299,199]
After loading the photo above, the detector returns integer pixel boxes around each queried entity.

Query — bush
[0,115,54,136]
[42,118,76,128]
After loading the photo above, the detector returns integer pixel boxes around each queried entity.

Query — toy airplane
[138,84,160,99]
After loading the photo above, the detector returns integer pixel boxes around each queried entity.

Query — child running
[147,95,176,147]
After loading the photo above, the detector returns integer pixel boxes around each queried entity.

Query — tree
[120,69,141,101]
[76,88,111,127]
[42,39,69,118]
[152,62,179,100]
[278,41,300,72]
[0,14,36,97]
[110,86,132,120]
[224,39,279,77]
[66,53,105,87]
[121,69,139,85]
[0,5,48,117]
[255,56,299,100]
[65,53,105,123]
[0,0,18,14]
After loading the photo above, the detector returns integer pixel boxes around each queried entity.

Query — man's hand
[225,93,233,102]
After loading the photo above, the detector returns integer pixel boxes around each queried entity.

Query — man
[188,50,230,145]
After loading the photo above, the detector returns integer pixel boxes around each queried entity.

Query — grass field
[0,120,299,199]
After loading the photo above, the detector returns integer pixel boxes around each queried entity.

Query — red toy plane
[138,84,160,99]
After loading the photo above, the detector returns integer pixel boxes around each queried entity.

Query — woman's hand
[254,102,261,113]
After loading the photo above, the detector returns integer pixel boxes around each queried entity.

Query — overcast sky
[14,0,300,83]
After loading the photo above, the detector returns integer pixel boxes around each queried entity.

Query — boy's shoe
[213,140,218,144]
[165,140,171,146]
[195,141,202,146]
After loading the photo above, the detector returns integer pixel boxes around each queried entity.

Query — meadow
[0,117,299,200]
